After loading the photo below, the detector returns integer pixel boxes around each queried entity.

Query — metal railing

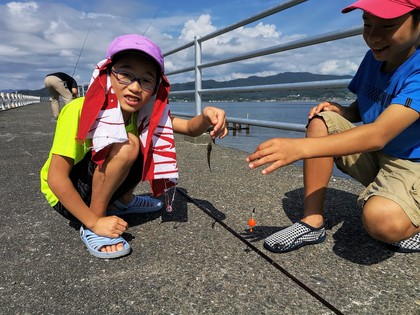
[0,92,41,111]
[164,0,363,132]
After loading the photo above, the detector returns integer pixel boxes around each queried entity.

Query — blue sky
[0,0,367,90]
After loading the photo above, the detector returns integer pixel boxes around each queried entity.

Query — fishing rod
[72,1,162,78]
[72,20,93,77]
[177,188,344,315]
[143,2,163,35]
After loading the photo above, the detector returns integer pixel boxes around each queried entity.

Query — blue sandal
[107,195,163,216]
[80,226,131,259]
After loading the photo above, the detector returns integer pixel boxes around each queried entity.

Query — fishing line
[72,19,93,77]
[177,188,344,315]
[143,3,163,35]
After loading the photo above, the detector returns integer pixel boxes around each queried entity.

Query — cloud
[180,14,217,41]
[0,1,365,91]
[165,14,285,81]
[318,59,360,75]
[7,1,38,15]
[166,13,365,85]
[4,1,43,32]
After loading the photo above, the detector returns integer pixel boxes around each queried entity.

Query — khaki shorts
[316,111,420,227]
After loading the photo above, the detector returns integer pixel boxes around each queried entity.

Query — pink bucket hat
[105,34,164,72]
[342,0,419,19]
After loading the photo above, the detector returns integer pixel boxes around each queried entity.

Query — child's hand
[246,138,300,175]
[308,101,344,119]
[92,216,128,238]
[203,106,228,139]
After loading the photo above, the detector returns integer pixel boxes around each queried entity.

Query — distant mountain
[16,87,50,97]
[170,72,353,102]
[14,72,353,101]
[171,72,352,91]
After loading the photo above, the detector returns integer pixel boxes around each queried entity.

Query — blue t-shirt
[348,48,420,160]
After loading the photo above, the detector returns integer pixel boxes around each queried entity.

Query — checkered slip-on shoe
[390,233,420,253]
[264,220,326,253]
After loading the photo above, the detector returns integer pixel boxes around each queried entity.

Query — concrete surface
[0,103,418,314]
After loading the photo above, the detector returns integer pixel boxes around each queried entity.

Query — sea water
[170,101,353,178]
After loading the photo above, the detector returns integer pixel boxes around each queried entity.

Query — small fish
[207,140,213,172]
[206,127,215,172]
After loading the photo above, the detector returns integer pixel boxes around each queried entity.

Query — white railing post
[0,92,4,110]
[17,93,23,107]
[194,36,202,116]
[6,93,11,109]
[10,93,15,108]
[0,92,42,109]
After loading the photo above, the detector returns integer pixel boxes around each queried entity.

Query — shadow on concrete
[281,187,394,265]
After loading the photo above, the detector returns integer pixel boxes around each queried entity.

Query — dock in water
[0,103,418,314]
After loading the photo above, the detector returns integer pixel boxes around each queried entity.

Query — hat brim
[342,0,416,19]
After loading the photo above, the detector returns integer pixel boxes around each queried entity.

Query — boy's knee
[362,203,407,242]
[306,116,328,137]
[109,135,140,165]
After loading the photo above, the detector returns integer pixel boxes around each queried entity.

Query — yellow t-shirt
[40,98,90,206]
[40,97,137,206]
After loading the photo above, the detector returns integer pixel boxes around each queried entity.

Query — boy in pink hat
[40,34,228,259]
[248,0,420,253]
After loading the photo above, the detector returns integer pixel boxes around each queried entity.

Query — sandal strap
[125,196,158,208]
[109,195,163,215]
[113,196,161,209]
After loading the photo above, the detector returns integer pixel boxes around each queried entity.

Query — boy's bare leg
[363,196,420,242]
[89,133,139,253]
[90,133,139,217]
[302,117,333,228]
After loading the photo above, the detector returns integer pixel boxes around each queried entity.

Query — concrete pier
[0,103,418,314]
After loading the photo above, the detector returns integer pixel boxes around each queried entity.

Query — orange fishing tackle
[248,208,256,232]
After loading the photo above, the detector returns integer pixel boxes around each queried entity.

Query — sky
[0,0,368,91]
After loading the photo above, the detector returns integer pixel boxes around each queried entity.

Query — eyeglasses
[111,69,156,92]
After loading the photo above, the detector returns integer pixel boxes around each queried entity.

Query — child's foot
[80,226,131,259]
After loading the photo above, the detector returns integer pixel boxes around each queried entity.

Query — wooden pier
[228,122,250,135]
